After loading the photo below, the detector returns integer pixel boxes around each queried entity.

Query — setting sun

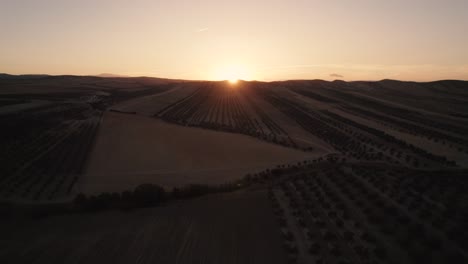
[213,64,251,82]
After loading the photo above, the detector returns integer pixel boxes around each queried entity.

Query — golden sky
[1,0,467,81]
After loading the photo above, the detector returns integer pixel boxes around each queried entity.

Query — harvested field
[0,188,287,264]
[81,111,324,194]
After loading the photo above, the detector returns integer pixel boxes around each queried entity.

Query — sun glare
[213,64,251,83]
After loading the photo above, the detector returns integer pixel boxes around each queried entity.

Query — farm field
[81,111,322,194]
[2,76,468,201]
[1,75,468,264]
[156,81,327,150]
[0,188,287,264]
[0,76,182,201]
[110,82,201,116]
[330,108,468,167]
[265,81,468,167]
[0,102,102,201]
[267,161,468,264]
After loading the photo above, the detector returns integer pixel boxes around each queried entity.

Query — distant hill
[96,73,129,78]
[0,73,50,79]
[0,74,184,84]
[0,74,186,95]
[0,73,466,86]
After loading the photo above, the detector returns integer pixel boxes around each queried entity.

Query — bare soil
[0,188,287,264]
[81,111,323,194]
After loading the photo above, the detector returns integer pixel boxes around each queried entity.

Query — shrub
[309,243,321,255]
[132,184,166,206]
[374,246,387,259]
[73,193,88,206]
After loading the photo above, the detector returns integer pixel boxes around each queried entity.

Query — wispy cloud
[330,73,343,78]
[195,27,209,33]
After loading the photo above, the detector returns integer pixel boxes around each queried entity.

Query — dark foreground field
[0,189,287,264]
[1,74,468,263]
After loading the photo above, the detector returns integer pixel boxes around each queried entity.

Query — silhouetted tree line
[74,183,166,211]
[75,158,339,212]
[241,156,342,185]
[74,182,243,212]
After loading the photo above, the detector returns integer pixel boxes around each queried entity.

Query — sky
[1,0,467,81]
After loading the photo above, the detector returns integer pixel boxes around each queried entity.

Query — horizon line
[0,72,467,83]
